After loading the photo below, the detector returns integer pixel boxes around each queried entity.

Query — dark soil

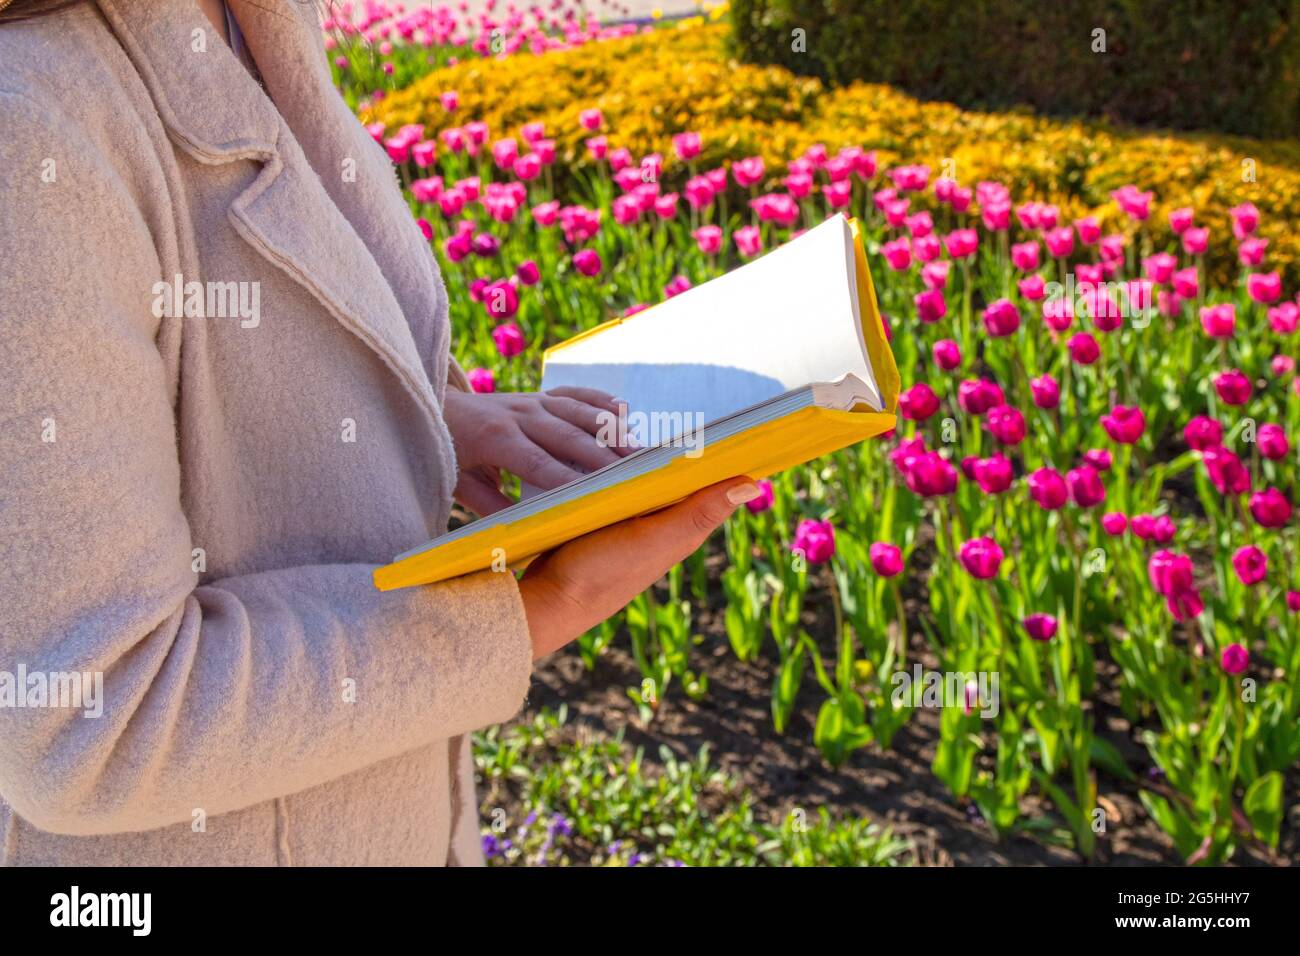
[511,593,1296,867]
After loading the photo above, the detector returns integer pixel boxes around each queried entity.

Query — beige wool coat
[0,0,534,865]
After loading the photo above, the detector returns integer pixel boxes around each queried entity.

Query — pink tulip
[692,225,722,255]
[579,108,603,131]
[906,211,934,238]
[889,164,930,192]
[1023,614,1058,642]
[1220,643,1249,675]
[1143,252,1177,284]
[1181,226,1209,255]
[904,451,959,497]
[1167,207,1194,234]
[585,135,609,160]
[1163,272,1198,307]
[1249,487,1292,528]
[1028,467,1068,510]
[982,299,1021,337]
[899,383,941,421]
[492,321,525,358]
[1083,448,1112,471]
[440,90,459,112]
[986,404,1026,444]
[654,192,681,220]
[1257,423,1289,460]
[959,537,1004,579]
[1018,274,1047,302]
[1149,550,1194,596]
[1238,237,1268,267]
[933,339,962,370]
[492,137,519,170]
[531,200,560,227]
[957,378,1005,415]
[573,248,603,277]
[922,261,950,290]
[664,275,692,299]
[1101,405,1145,444]
[944,229,979,259]
[1200,303,1236,339]
[1168,587,1205,621]
[914,234,942,263]
[515,260,541,287]
[732,156,765,189]
[911,289,945,324]
[1232,545,1268,586]
[1101,512,1128,535]
[745,479,774,514]
[672,131,701,161]
[1068,332,1100,365]
[734,225,763,258]
[482,279,519,319]
[792,519,836,564]
[467,367,495,393]
[1067,465,1106,508]
[1030,374,1060,409]
[1246,271,1281,304]
[1203,447,1252,496]
[1074,216,1101,245]
[869,542,905,577]
[1230,202,1259,238]
[973,454,1013,494]
[1268,302,1299,334]
[1011,241,1040,271]
[1213,369,1252,406]
[882,237,913,271]
[513,152,542,180]
[1111,184,1152,220]
[981,201,1011,232]
[1271,355,1295,377]
[1184,415,1223,451]
[1287,591,1300,613]
[1043,227,1074,258]
[1151,515,1177,543]
[1042,297,1074,332]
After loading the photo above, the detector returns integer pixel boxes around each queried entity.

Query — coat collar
[94,0,453,439]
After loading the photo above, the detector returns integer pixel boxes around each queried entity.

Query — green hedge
[727,0,1300,139]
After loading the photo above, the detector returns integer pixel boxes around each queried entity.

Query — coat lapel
[95,0,451,432]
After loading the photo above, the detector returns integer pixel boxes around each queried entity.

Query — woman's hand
[518,478,763,660]
[442,387,637,516]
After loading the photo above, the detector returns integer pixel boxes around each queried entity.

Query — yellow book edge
[374,217,898,591]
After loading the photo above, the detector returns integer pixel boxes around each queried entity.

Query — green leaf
[1243,772,1283,849]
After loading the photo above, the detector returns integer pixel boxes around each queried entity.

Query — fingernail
[726,482,762,506]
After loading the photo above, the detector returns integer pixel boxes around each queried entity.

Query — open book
[374,214,899,590]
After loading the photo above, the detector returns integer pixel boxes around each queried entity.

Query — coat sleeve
[0,90,533,836]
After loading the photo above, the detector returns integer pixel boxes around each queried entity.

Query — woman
[0,0,761,865]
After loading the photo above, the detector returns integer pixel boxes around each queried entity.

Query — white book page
[539,214,878,447]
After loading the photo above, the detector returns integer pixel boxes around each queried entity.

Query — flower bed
[356,21,1299,864]
[368,23,1300,289]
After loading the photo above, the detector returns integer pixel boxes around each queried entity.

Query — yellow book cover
[375,214,898,591]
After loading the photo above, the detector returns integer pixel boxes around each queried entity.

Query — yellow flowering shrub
[368,24,1300,284]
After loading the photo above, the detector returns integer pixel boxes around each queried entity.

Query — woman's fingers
[545,385,622,414]
[454,467,513,517]
[619,478,761,568]
[540,394,640,456]
[496,429,588,489]
[522,405,625,474]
